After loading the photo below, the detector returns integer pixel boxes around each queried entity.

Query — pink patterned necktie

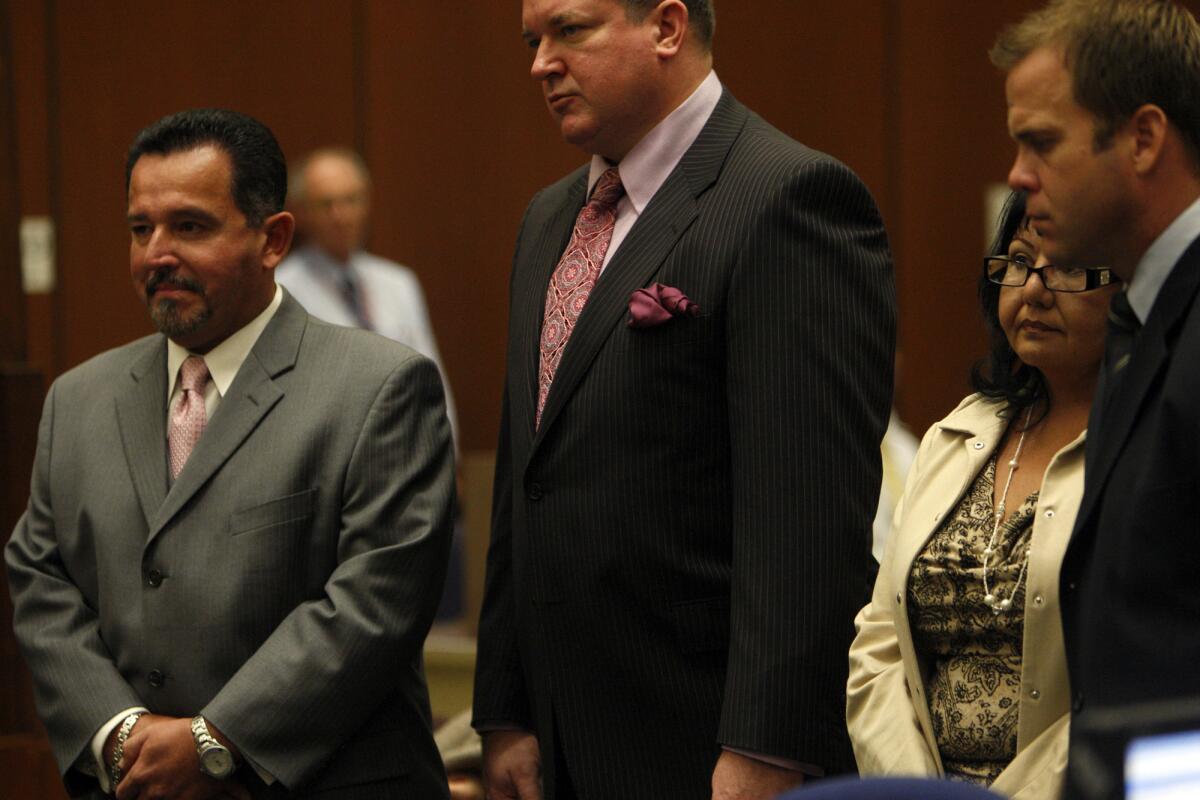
[169,355,210,480]
[537,167,625,426]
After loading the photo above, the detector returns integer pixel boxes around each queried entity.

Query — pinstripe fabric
[5,293,456,799]
[475,92,896,799]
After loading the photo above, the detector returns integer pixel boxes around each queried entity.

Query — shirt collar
[587,70,722,212]
[167,284,284,399]
[1126,194,1200,323]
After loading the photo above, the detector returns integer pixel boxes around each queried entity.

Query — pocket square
[627,283,700,329]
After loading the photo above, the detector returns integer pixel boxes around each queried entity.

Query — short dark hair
[991,0,1200,167]
[970,191,1050,426]
[622,0,715,49]
[125,108,287,227]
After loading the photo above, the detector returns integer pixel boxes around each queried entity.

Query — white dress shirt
[1127,194,1200,323]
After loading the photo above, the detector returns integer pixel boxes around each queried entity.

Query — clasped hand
[112,714,250,800]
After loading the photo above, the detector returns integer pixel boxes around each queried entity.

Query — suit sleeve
[5,382,146,792]
[472,196,540,732]
[716,158,895,769]
[846,427,941,776]
[201,353,455,790]
[471,382,533,730]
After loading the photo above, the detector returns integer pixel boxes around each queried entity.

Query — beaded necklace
[982,407,1034,615]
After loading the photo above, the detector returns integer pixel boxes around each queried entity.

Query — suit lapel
[1075,241,1200,531]
[116,340,170,530]
[147,293,305,543]
[531,91,749,447]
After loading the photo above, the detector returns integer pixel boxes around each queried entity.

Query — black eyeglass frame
[983,256,1120,293]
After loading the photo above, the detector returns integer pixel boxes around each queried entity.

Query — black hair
[125,108,286,227]
[969,191,1049,427]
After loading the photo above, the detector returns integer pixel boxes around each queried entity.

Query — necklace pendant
[984,593,996,606]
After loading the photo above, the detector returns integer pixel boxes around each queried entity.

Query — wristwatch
[190,715,236,779]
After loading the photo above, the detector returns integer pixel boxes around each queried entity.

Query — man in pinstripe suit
[473,2,896,799]
[6,109,455,799]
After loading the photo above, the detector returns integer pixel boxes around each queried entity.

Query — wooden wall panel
[362,3,578,455]
[362,2,889,452]
[7,0,55,377]
[888,0,1045,433]
[49,0,361,374]
[0,0,22,362]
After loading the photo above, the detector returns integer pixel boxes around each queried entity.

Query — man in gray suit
[473,2,895,799]
[5,109,455,799]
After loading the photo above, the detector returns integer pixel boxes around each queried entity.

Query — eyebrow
[126,206,221,225]
[522,12,581,40]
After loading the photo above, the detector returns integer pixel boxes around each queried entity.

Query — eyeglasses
[983,256,1120,293]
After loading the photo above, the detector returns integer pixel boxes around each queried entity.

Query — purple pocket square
[627,283,701,328]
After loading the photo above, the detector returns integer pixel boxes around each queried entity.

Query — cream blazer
[847,394,1084,800]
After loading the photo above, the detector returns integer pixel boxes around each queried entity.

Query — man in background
[276,147,458,444]
[6,109,455,799]
[994,1,1200,797]
[473,1,895,798]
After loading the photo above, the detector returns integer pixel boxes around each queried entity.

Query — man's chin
[149,299,210,341]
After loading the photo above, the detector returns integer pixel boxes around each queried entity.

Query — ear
[1128,103,1169,176]
[259,211,296,270]
[651,0,688,58]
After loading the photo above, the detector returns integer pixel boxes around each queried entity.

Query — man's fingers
[513,772,543,800]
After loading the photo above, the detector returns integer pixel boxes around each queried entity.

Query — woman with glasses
[846,192,1121,799]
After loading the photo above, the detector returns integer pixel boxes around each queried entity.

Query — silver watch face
[200,746,235,779]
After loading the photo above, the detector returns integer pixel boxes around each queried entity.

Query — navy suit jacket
[1062,236,1200,799]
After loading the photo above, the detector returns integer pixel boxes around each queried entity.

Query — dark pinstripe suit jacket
[1061,238,1200,800]
[474,91,896,798]
[5,293,455,799]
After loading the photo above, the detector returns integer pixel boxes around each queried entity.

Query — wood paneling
[0,0,23,363]
[889,0,1045,432]
[48,0,361,374]
[361,3,890,451]
[8,2,1200,792]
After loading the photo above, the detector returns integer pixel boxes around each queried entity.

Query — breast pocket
[228,488,317,537]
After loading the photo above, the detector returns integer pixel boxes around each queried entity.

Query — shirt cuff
[85,706,149,793]
[722,746,824,777]
[473,721,533,734]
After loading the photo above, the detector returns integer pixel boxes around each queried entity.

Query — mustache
[145,269,204,297]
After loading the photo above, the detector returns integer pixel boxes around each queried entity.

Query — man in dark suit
[993,2,1200,797]
[472,2,895,798]
[5,109,456,799]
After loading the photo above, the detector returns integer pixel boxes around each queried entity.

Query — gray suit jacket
[475,91,895,798]
[6,292,454,798]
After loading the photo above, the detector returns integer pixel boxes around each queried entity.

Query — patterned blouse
[907,455,1038,785]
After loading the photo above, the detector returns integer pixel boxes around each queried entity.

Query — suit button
[147,569,164,588]
[147,670,165,688]
[527,483,544,501]
[1030,688,1041,700]
[1072,692,1084,712]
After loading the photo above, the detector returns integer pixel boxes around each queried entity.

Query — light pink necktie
[537,167,625,426]
[169,355,209,480]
